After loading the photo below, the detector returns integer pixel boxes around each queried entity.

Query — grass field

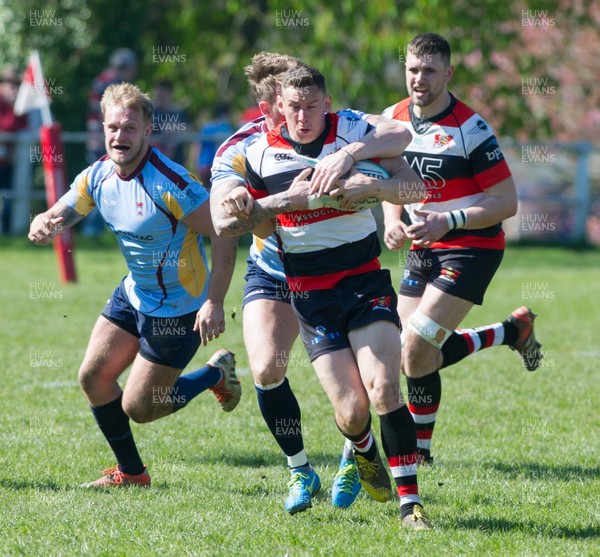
[0,234,599,556]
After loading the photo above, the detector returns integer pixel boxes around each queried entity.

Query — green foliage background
[1,0,598,143]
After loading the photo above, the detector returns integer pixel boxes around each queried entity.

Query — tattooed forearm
[58,203,86,227]
[211,179,290,238]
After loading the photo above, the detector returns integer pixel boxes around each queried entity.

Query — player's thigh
[396,248,430,325]
[121,354,182,423]
[79,315,139,388]
[397,294,422,328]
[419,284,474,329]
[243,298,299,384]
[348,320,402,412]
[311,348,370,434]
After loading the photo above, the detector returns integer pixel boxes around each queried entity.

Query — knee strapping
[408,309,452,349]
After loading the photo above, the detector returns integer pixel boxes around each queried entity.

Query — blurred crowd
[0,66,29,234]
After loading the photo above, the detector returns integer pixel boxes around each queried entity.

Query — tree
[0,0,597,146]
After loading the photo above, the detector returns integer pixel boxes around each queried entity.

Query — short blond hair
[101,82,153,124]
[244,52,304,103]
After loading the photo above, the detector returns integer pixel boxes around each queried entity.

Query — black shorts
[102,279,201,369]
[292,269,400,362]
[242,257,291,308]
[399,248,503,305]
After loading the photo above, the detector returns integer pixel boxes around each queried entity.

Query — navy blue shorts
[292,269,400,362]
[399,248,504,305]
[242,257,291,308]
[101,279,201,369]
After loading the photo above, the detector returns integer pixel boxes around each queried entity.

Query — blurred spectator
[196,102,233,187]
[0,66,28,234]
[150,79,188,166]
[239,105,262,124]
[87,48,138,163]
[84,48,138,237]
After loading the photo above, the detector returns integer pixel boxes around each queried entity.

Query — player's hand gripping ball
[307,160,388,211]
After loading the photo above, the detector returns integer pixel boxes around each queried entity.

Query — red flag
[14,51,52,123]
[16,51,75,281]
[39,123,77,283]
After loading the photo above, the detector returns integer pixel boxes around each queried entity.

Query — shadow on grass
[455,516,600,540]
[189,452,282,468]
[189,448,344,469]
[488,462,600,481]
[0,478,61,491]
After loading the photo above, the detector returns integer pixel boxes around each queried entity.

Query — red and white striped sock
[338,415,377,462]
[406,371,441,458]
[441,321,520,369]
[457,322,505,354]
[351,429,376,460]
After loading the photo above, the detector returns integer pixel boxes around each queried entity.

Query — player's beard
[409,76,450,112]
[411,87,441,108]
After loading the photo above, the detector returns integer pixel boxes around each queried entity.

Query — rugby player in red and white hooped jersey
[382,33,543,466]
[210,52,421,515]
[226,64,432,530]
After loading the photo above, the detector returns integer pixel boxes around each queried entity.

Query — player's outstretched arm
[212,179,271,237]
[330,156,426,210]
[310,116,412,196]
[210,179,254,237]
[362,114,413,157]
[184,201,237,345]
[28,201,85,245]
[217,168,312,238]
[375,155,427,204]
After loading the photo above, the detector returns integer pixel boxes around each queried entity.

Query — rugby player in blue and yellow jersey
[29,83,240,488]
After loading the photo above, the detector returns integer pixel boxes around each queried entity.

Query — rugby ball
[307,159,389,211]
[351,159,390,181]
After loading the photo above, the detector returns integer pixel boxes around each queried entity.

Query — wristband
[342,148,357,164]
[445,209,468,230]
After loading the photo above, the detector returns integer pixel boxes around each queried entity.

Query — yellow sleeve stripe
[178,229,207,297]
[74,175,95,215]
[162,192,184,221]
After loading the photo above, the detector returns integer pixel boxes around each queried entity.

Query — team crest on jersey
[439,266,461,284]
[433,133,453,148]
[136,201,143,216]
[369,295,393,312]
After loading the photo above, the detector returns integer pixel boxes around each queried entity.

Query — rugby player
[210,52,417,514]
[226,64,431,530]
[28,83,240,487]
[382,33,543,464]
